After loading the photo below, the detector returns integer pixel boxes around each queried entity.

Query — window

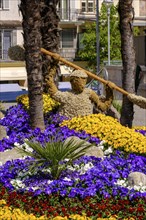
[61,29,75,48]
[58,0,69,20]
[88,2,94,12]
[0,0,9,10]
[139,0,146,16]
[0,30,12,60]
[81,0,94,13]
[81,2,86,12]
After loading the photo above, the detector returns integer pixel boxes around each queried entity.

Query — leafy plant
[112,100,122,114]
[16,137,93,179]
[8,45,25,61]
[78,4,121,68]
[78,4,140,69]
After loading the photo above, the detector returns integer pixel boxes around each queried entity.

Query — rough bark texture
[19,0,45,130]
[118,0,136,128]
[40,0,60,92]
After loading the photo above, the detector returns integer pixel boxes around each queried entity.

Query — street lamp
[96,0,100,73]
[103,0,113,65]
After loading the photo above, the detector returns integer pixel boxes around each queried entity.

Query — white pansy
[18,171,25,177]
[10,179,25,189]
[63,177,71,181]
[64,158,70,162]
[104,147,113,155]
[116,179,127,187]
[16,142,33,153]
[67,162,94,174]
[23,143,33,152]
[47,180,53,184]
[115,178,146,193]
[74,164,80,169]
[97,140,105,150]
[79,162,94,174]
[31,186,40,191]
[14,142,20,147]
[75,178,80,181]
[67,165,76,171]
[42,168,51,173]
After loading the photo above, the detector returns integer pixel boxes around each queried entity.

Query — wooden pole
[41,48,146,109]
[41,48,128,96]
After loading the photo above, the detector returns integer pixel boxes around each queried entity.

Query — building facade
[0,0,146,61]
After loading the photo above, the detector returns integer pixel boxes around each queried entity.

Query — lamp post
[96,0,100,73]
[103,0,113,65]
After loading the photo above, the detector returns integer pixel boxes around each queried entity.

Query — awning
[0,67,27,81]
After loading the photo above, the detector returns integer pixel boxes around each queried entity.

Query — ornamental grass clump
[61,114,146,155]
[16,93,60,114]
[16,137,93,180]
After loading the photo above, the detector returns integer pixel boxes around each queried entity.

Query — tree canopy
[78,4,121,69]
[78,4,131,69]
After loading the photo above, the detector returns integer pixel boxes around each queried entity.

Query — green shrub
[8,45,25,61]
[112,100,122,114]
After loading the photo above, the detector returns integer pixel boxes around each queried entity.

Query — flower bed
[0,103,146,219]
[61,114,146,155]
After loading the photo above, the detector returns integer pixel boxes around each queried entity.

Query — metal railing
[57,9,96,21]
[86,67,108,95]
[103,60,122,66]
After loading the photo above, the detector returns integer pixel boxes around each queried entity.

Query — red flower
[137,207,144,212]
[98,204,106,210]
[128,207,136,213]
[53,212,59,217]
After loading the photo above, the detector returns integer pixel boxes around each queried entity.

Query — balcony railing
[57,9,96,22]
[57,9,78,21]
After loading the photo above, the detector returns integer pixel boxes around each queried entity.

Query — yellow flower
[16,93,60,114]
[60,114,146,155]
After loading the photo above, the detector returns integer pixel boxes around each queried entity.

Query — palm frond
[16,137,94,179]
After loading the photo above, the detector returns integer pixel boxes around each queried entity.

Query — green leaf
[16,137,93,179]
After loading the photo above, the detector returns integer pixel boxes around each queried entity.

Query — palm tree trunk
[40,0,60,92]
[19,0,45,131]
[118,0,136,128]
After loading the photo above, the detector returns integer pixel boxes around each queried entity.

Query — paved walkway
[133,104,146,126]
[133,88,146,126]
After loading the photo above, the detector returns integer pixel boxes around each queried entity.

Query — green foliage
[112,100,122,114]
[133,26,140,36]
[17,138,93,179]
[78,4,140,70]
[8,45,25,61]
[78,4,121,68]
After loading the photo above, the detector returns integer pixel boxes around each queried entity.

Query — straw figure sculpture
[46,67,114,119]
[41,48,146,110]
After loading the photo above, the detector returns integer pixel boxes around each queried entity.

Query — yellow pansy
[60,114,146,155]
[16,93,60,114]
